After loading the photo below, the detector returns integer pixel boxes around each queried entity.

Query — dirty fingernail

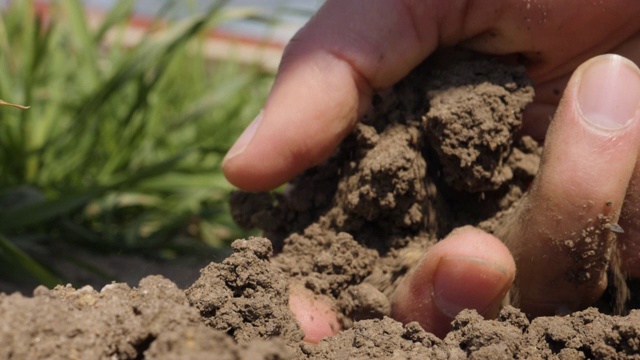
[432,256,510,319]
[223,111,263,163]
[577,54,640,130]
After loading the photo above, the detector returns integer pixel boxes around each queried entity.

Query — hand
[222,0,640,341]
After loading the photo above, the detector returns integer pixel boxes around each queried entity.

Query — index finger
[222,0,634,191]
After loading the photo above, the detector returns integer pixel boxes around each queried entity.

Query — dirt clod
[186,238,304,347]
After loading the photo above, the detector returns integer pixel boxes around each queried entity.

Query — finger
[391,226,515,338]
[289,284,340,344]
[463,1,640,82]
[496,55,640,317]
[522,33,640,141]
[223,0,640,192]
[221,0,518,191]
[222,0,430,191]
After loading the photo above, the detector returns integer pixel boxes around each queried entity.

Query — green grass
[0,0,273,287]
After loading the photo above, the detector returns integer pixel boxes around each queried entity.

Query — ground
[1,51,639,359]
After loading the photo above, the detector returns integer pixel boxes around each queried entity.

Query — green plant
[0,0,272,286]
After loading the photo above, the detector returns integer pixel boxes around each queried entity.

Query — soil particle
[185,238,304,347]
[447,306,640,359]
[305,317,445,359]
[564,215,616,287]
[424,58,534,192]
[273,225,378,298]
[337,283,391,327]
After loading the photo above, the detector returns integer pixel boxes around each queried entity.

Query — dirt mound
[1,54,639,359]
[231,54,539,311]
[0,275,284,359]
[3,254,638,359]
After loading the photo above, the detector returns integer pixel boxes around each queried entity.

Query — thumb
[392,227,515,338]
[497,54,640,316]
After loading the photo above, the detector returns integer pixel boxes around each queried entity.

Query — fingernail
[577,54,640,130]
[223,111,263,163]
[432,256,510,319]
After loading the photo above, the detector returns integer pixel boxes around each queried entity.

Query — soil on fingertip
[2,52,640,359]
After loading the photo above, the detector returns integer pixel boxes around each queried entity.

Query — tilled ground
[2,53,639,359]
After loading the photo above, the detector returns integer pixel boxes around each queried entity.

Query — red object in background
[25,0,288,72]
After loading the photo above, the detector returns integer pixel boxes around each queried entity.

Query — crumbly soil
[2,53,640,359]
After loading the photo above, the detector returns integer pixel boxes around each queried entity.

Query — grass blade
[0,191,101,231]
[93,0,135,43]
[0,233,59,287]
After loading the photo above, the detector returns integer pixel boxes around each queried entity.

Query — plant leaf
[0,233,59,287]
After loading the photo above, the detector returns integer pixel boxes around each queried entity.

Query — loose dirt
[1,53,639,359]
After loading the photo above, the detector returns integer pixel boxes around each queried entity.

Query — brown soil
[2,53,639,359]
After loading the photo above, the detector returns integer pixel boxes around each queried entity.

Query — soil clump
[1,54,639,359]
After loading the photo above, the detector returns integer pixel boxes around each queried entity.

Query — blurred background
[0,0,323,292]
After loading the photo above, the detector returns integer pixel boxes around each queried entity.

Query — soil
[2,53,640,359]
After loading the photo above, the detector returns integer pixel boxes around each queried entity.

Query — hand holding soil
[5,2,640,358]
[223,0,640,340]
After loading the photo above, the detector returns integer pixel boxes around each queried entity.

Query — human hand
[390,54,640,338]
[222,0,640,341]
